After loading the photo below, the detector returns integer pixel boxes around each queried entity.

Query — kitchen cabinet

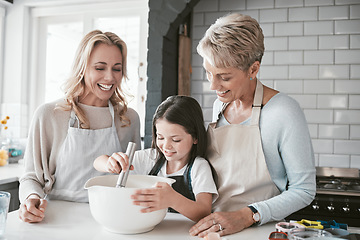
[0,180,20,212]
[0,162,24,212]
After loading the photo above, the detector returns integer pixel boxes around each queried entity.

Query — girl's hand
[18,195,47,223]
[131,182,174,212]
[189,207,254,237]
[106,152,133,174]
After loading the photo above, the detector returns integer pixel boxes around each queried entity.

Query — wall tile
[193,0,218,12]
[191,80,204,94]
[275,22,303,36]
[289,7,318,21]
[335,50,360,64]
[304,50,334,64]
[319,124,349,139]
[319,154,350,168]
[205,12,227,25]
[289,65,318,79]
[274,80,303,93]
[260,23,274,37]
[319,35,349,50]
[335,110,360,124]
[350,125,360,139]
[308,124,319,138]
[336,0,360,5]
[264,37,288,50]
[350,4,360,19]
[319,5,349,20]
[247,0,274,9]
[312,139,334,153]
[334,140,360,154]
[192,26,209,40]
[276,0,303,8]
[304,109,334,123]
[202,94,217,108]
[350,65,360,78]
[262,51,274,65]
[317,95,348,108]
[260,9,287,23]
[219,0,246,11]
[350,155,360,169]
[304,80,334,94]
[259,65,288,79]
[203,108,213,123]
[193,13,204,26]
[192,54,203,67]
[191,66,204,80]
[335,80,360,93]
[289,36,318,50]
[290,94,317,108]
[335,20,360,34]
[319,65,349,79]
[274,51,303,65]
[304,21,334,35]
[305,0,334,6]
[350,35,360,49]
[349,95,360,109]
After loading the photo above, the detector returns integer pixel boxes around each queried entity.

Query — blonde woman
[189,13,316,237]
[19,30,141,223]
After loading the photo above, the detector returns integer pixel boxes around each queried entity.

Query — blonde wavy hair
[60,30,130,128]
[197,13,264,71]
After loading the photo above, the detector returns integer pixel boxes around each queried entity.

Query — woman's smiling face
[203,60,250,103]
[81,43,123,107]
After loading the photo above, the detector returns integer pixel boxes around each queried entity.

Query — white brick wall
[191,0,360,169]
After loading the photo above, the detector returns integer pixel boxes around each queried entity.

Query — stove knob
[327,204,335,212]
[342,204,350,213]
[312,203,320,211]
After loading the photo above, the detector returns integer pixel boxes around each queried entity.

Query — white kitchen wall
[191,0,360,169]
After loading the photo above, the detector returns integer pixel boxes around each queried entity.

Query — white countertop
[4,200,279,240]
[0,162,24,185]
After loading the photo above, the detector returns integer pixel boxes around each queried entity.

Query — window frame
[28,1,148,133]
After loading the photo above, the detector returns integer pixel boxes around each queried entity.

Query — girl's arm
[93,152,131,174]
[131,182,212,222]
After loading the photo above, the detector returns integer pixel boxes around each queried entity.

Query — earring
[250,77,253,80]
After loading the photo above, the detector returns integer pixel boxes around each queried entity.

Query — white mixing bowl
[84,174,175,234]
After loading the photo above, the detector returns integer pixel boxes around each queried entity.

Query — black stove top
[286,167,360,227]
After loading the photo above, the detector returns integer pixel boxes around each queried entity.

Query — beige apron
[207,80,280,212]
[48,101,122,202]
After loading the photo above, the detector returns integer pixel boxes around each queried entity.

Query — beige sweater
[19,99,141,202]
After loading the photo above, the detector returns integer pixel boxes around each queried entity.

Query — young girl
[94,95,218,222]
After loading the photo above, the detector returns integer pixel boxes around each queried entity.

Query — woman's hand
[18,195,47,223]
[131,182,174,212]
[105,152,133,174]
[189,207,254,237]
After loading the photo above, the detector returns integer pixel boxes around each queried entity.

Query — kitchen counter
[0,161,24,185]
[4,201,360,240]
[4,200,278,240]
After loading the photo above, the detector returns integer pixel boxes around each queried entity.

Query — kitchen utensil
[115,142,136,188]
[85,174,175,234]
[288,228,332,239]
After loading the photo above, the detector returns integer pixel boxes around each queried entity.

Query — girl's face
[81,43,123,107]
[155,118,197,168]
[203,60,250,103]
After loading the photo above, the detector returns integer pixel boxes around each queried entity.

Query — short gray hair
[197,13,264,71]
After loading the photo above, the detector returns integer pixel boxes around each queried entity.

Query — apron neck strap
[250,79,263,125]
[69,100,116,128]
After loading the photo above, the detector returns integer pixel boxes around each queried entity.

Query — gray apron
[48,101,122,202]
[207,79,280,212]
